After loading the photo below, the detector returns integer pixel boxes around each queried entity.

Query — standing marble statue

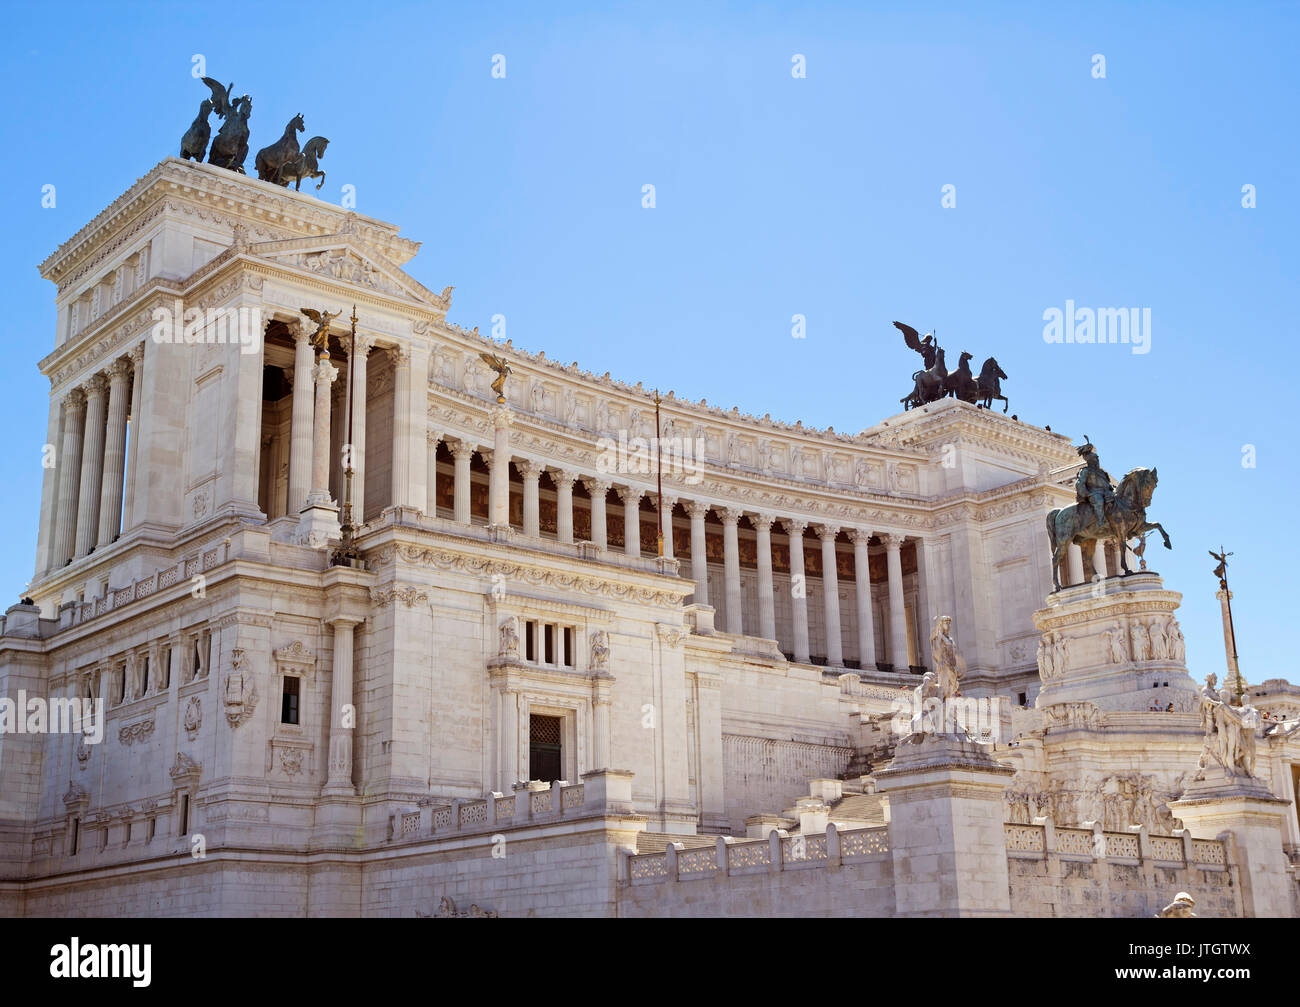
[930,615,965,698]
[1195,673,1260,779]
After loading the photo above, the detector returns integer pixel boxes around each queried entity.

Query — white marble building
[0,158,1297,917]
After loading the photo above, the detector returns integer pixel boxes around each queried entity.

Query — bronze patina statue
[255,114,304,185]
[207,94,253,172]
[300,307,342,352]
[180,99,213,162]
[1045,439,1171,590]
[893,322,1009,412]
[279,137,330,191]
[479,352,512,404]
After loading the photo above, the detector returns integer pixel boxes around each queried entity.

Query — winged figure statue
[300,307,342,352]
[894,321,937,370]
[479,352,512,404]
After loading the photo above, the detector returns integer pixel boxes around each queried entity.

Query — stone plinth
[1170,773,1292,918]
[875,733,1014,917]
[1033,572,1197,712]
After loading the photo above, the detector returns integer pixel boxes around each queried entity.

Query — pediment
[247,233,452,312]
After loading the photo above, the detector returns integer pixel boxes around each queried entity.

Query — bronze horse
[280,136,330,191]
[256,114,305,185]
[901,346,947,410]
[976,356,1008,412]
[943,351,978,402]
[208,95,252,172]
[1045,466,1171,591]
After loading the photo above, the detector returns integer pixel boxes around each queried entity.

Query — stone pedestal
[875,733,1015,917]
[1170,773,1293,918]
[1033,572,1197,712]
[297,501,340,549]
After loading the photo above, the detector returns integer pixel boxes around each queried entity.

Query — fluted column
[96,359,131,547]
[619,486,644,557]
[288,324,315,514]
[450,439,473,523]
[74,374,108,557]
[816,524,844,667]
[1067,543,1085,587]
[390,346,413,507]
[686,500,710,606]
[51,390,86,567]
[851,528,877,671]
[659,495,677,559]
[308,353,338,503]
[122,344,143,529]
[584,478,609,548]
[554,470,576,543]
[785,519,810,664]
[721,508,743,634]
[324,617,359,795]
[520,461,543,537]
[489,407,512,528]
[592,673,615,770]
[1093,541,1108,579]
[347,334,373,520]
[884,533,909,671]
[425,430,441,515]
[754,513,776,642]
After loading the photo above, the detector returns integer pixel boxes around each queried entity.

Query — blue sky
[1,1,1295,682]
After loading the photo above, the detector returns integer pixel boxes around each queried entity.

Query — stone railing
[386,771,632,843]
[624,824,889,886]
[58,542,232,631]
[1004,821,1228,868]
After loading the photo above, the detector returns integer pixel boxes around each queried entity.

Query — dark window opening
[529,714,562,782]
[281,675,300,725]
[525,621,536,662]
[70,817,79,855]
[179,793,190,836]
[562,627,574,668]
[544,625,554,665]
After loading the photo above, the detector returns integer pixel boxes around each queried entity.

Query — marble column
[308,354,338,504]
[884,533,909,671]
[52,389,86,567]
[122,344,143,530]
[721,508,743,635]
[785,519,810,664]
[450,439,474,524]
[520,461,543,537]
[324,617,358,795]
[499,687,519,789]
[488,407,512,528]
[347,334,372,520]
[754,513,776,642]
[96,359,131,547]
[592,673,615,770]
[288,324,315,514]
[554,470,577,543]
[584,478,609,548]
[1093,541,1108,579]
[816,524,844,667]
[1216,588,1246,699]
[1067,543,1085,587]
[425,431,440,516]
[390,346,413,507]
[659,495,677,560]
[686,500,710,606]
[619,486,644,557]
[850,529,878,671]
[74,374,108,557]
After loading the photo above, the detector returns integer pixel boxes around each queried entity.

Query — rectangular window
[525,620,536,662]
[70,817,79,855]
[146,817,156,843]
[179,794,190,836]
[140,655,150,696]
[193,638,203,681]
[123,820,132,846]
[562,627,574,668]
[160,648,171,690]
[281,676,300,725]
[116,666,126,705]
[544,624,554,665]
[529,714,563,782]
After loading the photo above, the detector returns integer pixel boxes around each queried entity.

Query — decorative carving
[1194,673,1260,780]
[223,650,258,728]
[370,585,430,608]
[590,630,610,671]
[1155,893,1197,918]
[279,747,304,776]
[118,715,155,746]
[168,752,201,783]
[929,615,965,698]
[183,697,202,741]
[498,617,519,658]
